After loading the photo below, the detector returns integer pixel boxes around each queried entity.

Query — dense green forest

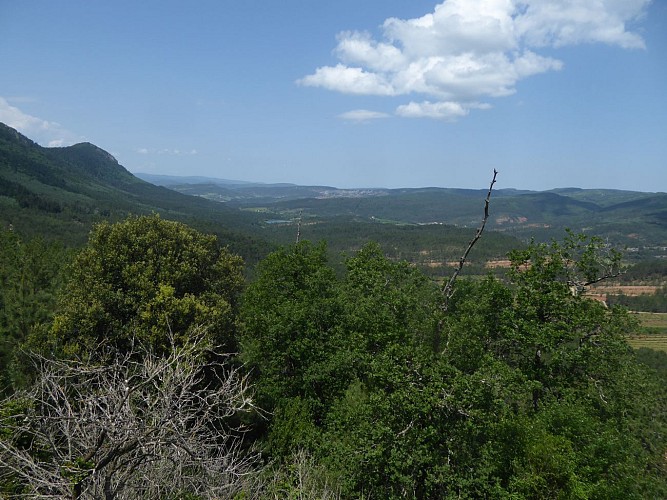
[1,216,666,498]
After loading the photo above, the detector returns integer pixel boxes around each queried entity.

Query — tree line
[1,215,666,498]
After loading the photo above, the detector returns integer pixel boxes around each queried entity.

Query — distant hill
[153,174,667,260]
[136,173,265,188]
[0,123,267,260]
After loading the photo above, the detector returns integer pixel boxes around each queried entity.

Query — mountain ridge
[2,122,667,264]
[0,123,267,259]
[143,168,667,258]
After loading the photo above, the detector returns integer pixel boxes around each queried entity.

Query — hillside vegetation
[1,216,666,497]
[5,119,667,277]
[0,123,522,272]
[0,123,267,260]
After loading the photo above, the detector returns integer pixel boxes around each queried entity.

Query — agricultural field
[627,312,667,352]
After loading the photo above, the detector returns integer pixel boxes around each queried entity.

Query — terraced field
[627,312,667,352]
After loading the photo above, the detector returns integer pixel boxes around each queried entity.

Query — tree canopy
[46,214,244,357]
[240,237,667,498]
[1,215,665,498]
[0,229,68,392]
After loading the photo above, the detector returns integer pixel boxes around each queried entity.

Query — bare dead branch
[296,209,303,244]
[441,169,498,312]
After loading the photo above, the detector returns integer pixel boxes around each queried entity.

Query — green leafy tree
[341,242,440,364]
[239,241,349,455]
[0,229,67,392]
[317,236,666,497]
[43,214,244,357]
[240,242,442,457]
[237,233,667,497]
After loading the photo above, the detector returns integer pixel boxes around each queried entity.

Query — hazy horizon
[1,1,665,192]
[132,170,666,195]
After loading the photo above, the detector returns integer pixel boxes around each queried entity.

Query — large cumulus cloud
[298,0,651,120]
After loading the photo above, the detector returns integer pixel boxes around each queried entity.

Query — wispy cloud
[338,109,391,122]
[396,101,491,120]
[136,147,198,156]
[0,96,82,146]
[299,0,650,120]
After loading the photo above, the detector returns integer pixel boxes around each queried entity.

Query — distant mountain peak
[65,141,119,164]
[0,121,39,148]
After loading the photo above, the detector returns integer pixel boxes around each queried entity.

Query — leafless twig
[441,169,498,312]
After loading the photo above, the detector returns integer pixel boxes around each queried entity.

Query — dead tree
[441,169,498,312]
[432,170,497,352]
[0,331,259,499]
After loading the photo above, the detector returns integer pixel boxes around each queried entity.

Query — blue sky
[1,0,665,191]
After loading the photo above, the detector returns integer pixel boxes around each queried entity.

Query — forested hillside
[0,123,523,272]
[0,123,267,260]
[1,215,666,497]
[149,173,667,260]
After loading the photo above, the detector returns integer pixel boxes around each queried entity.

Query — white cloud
[396,100,491,120]
[338,109,391,122]
[158,148,197,156]
[137,147,198,156]
[0,96,81,146]
[514,0,651,49]
[297,64,396,95]
[334,31,407,72]
[300,0,650,119]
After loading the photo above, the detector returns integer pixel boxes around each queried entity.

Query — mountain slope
[5,121,665,267]
[0,123,266,258]
[0,123,526,271]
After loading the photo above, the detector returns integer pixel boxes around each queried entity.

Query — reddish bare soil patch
[422,261,458,268]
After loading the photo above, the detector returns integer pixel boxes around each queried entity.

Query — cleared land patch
[627,335,667,352]
[591,285,661,296]
[627,312,667,352]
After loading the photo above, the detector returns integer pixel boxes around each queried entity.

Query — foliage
[44,214,244,357]
[635,347,667,382]
[241,236,667,498]
[0,229,69,392]
[240,241,444,457]
[248,449,343,499]
[2,182,666,498]
[506,230,624,293]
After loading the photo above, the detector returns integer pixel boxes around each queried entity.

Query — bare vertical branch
[441,169,498,312]
[296,209,303,244]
